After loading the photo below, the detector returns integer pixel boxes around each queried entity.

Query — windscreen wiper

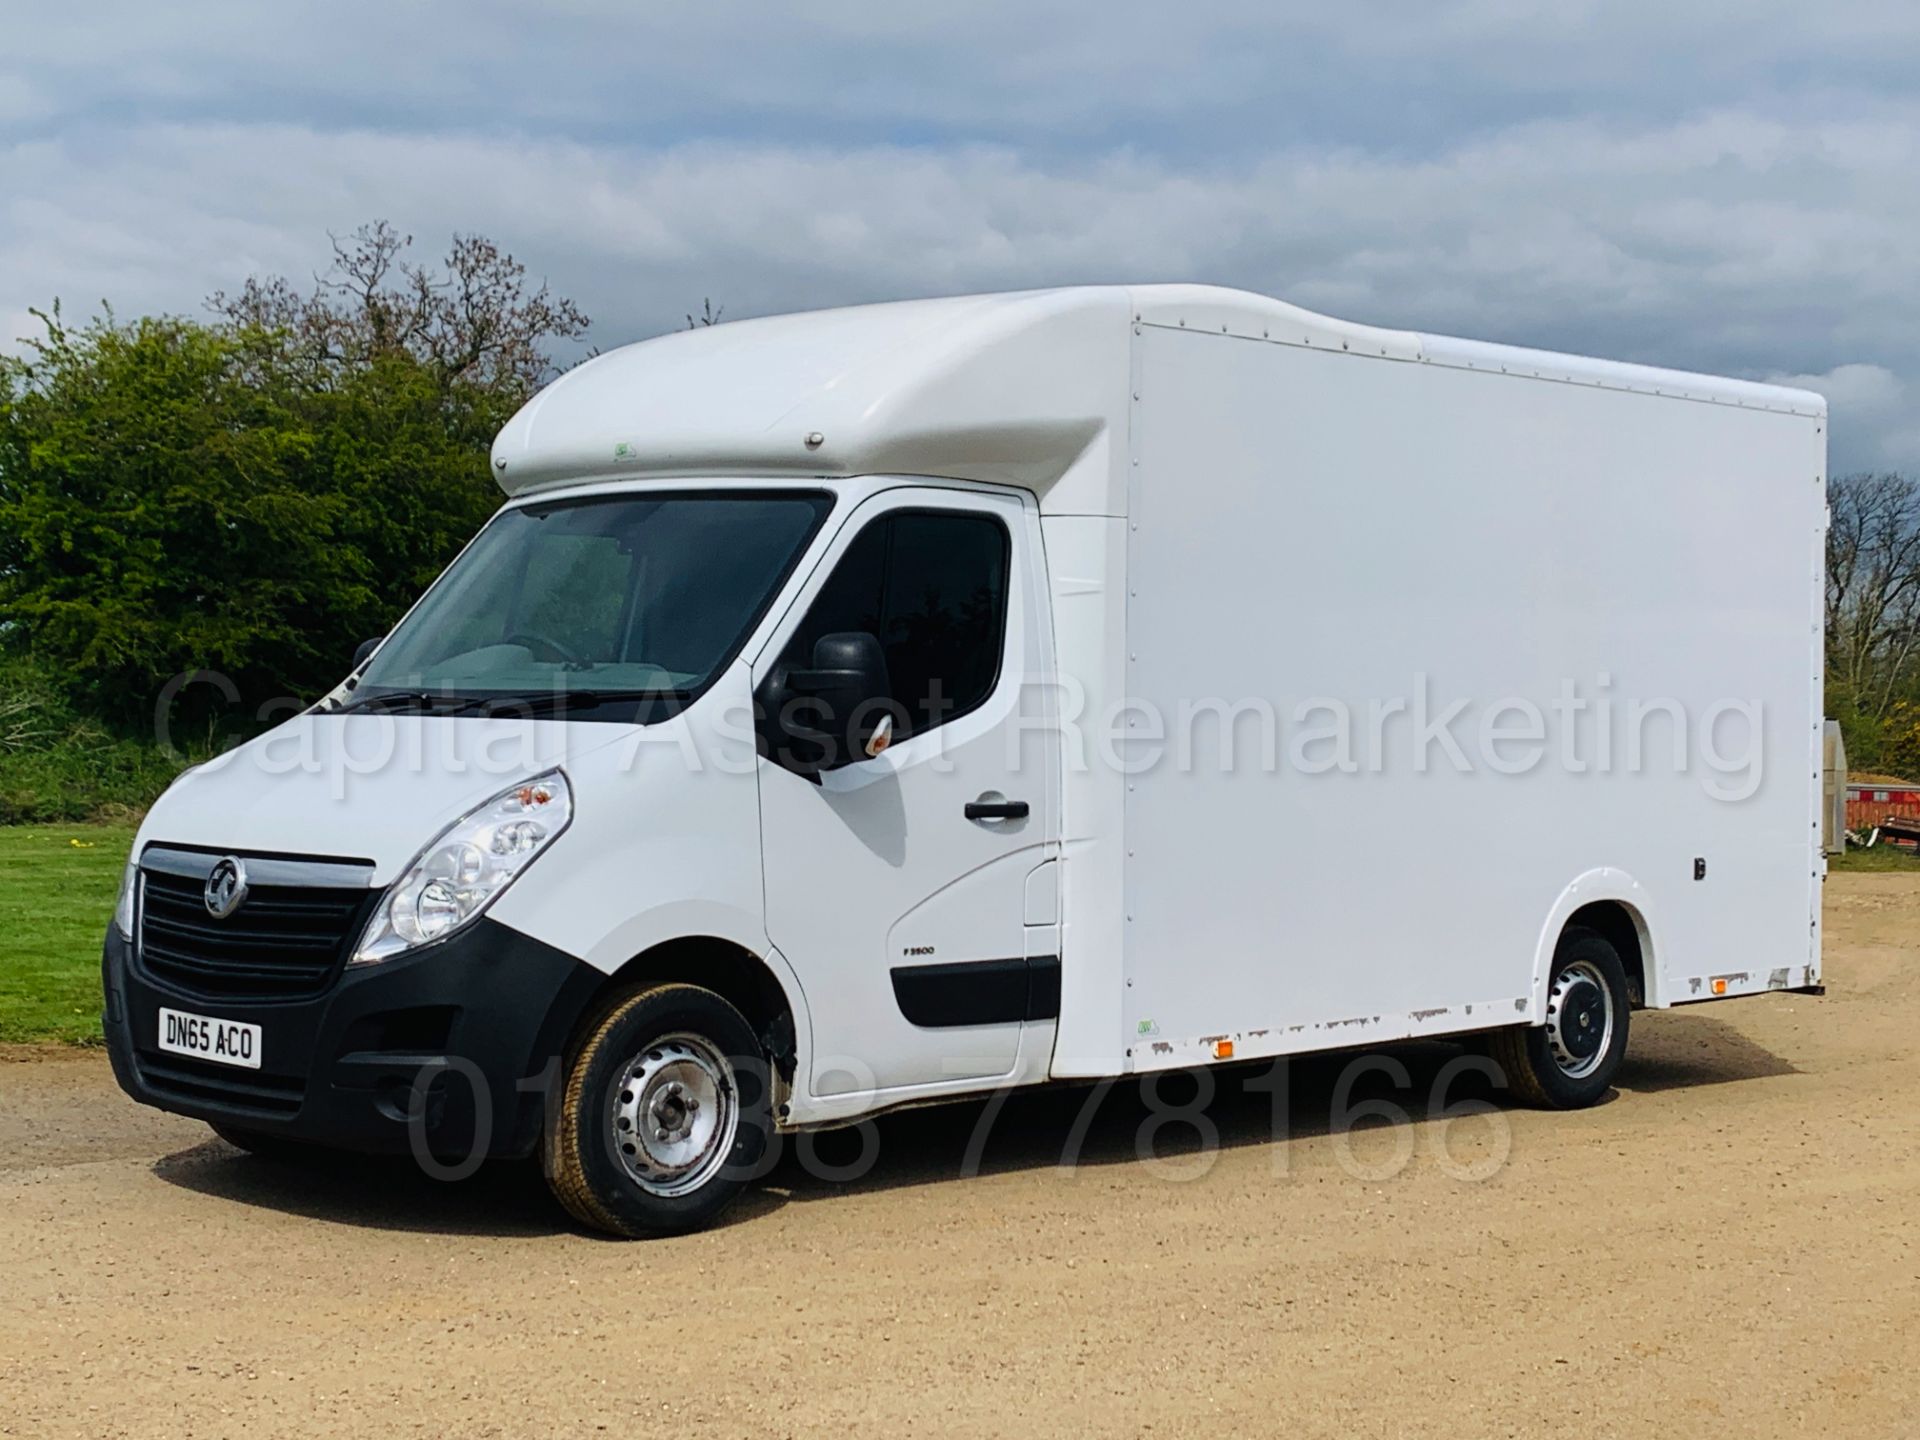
[465,688,693,718]
[337,689,531,717]
[336,690,457,716]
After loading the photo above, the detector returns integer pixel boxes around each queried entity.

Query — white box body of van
[104,286,1826,1220]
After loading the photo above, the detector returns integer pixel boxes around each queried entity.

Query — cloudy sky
[5,0,1918,471]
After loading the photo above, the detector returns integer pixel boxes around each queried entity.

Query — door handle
[965,799,1030,821]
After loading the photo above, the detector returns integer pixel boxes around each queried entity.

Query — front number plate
[157,1007,263,1070]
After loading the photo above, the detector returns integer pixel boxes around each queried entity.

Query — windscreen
[353,490,833,711]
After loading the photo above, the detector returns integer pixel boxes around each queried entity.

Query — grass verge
[0,824,134,1045]
[1830,844,1920,872]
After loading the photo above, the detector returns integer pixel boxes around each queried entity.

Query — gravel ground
[2,873,1915,1439]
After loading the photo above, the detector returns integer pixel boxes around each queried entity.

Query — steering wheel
[504,630,585,667]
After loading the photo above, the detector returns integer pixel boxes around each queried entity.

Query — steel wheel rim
[609,1033,739,1198]
[1546,958,1614,1080]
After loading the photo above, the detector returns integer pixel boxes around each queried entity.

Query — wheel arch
[574,937,809,1111]
[1530,868,1660,1016]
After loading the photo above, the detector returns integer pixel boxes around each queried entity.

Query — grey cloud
[1770,365,1920,470]
[8,1,1920,152]
[4,5,1916,472]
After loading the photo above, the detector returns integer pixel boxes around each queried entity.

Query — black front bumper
[103,917,603,1159]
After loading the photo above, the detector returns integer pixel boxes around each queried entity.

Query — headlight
[112,856,138,941]
[351,771,572,965]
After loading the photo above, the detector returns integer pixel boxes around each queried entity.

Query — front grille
[134,1050,307,1119]
[136,850,377,1002]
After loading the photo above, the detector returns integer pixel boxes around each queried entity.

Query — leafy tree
[1879,701,1920,781]
[2,310,327,722]
[0,224,590,732]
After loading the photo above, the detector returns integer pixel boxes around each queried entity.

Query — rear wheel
[1490,928,1630,1109]
[545,983,773,1237]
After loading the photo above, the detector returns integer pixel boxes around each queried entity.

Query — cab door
[753,486,1058,1099]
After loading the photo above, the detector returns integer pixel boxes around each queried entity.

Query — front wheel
[545,983,773,1237]
[1489,928,1630,1109]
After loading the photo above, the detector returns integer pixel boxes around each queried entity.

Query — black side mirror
[764,632,895,778]
[351,635,384,671]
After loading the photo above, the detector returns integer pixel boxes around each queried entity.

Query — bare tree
[1828,473,1920,720]
[686,298,724,329]
[212,221,589,399]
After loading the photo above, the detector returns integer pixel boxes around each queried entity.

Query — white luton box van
[104,285,1828,1235]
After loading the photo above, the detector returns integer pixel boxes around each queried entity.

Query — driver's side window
[783,508,1010,742]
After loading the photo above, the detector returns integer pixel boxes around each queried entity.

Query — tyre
[545,983,773,1237]
[1489,927,1631,1109]
[209,1122,322,1162]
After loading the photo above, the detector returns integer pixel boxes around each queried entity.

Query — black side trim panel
[1026,954,1061,1021]
[891,955,1061,1028]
